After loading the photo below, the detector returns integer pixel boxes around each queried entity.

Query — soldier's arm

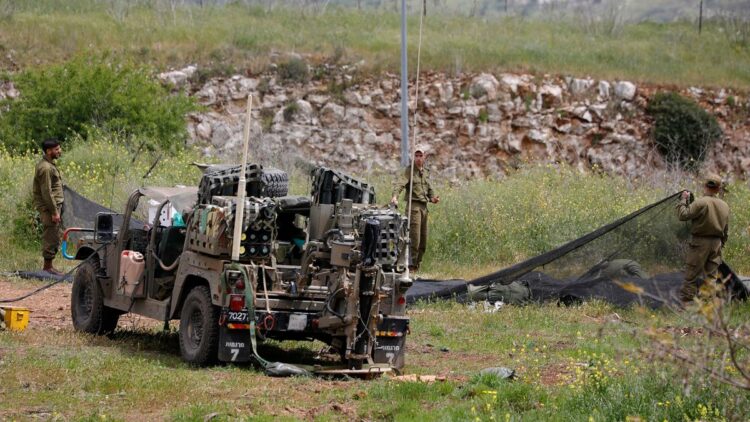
[37,166,58,215]
[723,222,729,246]
[391,169,410,199]
[676,199,704,221]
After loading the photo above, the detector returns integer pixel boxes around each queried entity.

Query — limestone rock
[228,76,259,100]
[614,81,636,101]
[470,73,499,100]
[569,78,594,96]
[500,74,523,94]
[317,102,345,127]
[307,94,330,107]
[158,65,196,89]
[598,81,611,99]
[539,84,563,108]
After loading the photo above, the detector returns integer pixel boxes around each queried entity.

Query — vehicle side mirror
[95,213,116,243]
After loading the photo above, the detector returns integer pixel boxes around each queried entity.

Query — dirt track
[0,277,162,330]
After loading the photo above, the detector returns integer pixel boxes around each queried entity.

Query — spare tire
[261,168,289,197]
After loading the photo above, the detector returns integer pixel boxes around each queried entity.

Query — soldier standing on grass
[676,173,729,302]
[32,138,65,275]
[390,144,440,272]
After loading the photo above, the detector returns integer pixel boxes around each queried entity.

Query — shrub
[277,58,308,83]
[283,101,299,122]
[10,193,41,250]
[0,55,199,152]
[646,92,722,170]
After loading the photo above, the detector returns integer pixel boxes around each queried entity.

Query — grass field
[1,280,748,421]
[0,1,749,88]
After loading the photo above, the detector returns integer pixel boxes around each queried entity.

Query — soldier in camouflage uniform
[676,173,729,302]
[391,145,440,272]
[32,139,65,275]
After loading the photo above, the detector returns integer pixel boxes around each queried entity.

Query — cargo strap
[225,263,310,377]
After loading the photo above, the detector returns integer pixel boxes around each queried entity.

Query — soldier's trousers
[409,201,428,269]
[38,204,64,261]
[681,235,723,301]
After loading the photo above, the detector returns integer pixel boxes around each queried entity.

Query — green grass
[0,2,749,88]
[0,292,746,420]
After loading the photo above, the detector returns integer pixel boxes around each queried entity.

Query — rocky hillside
[164,64,749,181]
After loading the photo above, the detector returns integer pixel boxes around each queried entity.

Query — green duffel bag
[467,281,531,305]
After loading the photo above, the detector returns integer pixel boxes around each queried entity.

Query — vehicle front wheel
[179,286,220,365]
[71,260,120,334]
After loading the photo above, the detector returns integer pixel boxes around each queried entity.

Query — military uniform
[393,166,435,270]
[676,191,729,301]
[32,156,65,261]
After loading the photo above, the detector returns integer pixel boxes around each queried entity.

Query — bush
[277,58,308,83]
[0,56,199,152]
[646,92,722,170]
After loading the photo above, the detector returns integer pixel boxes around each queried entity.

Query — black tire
[71,260,120,335]
[178,286,220,365]
[261,168,289,197]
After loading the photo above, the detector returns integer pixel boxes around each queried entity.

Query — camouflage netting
[60,187,748,307]
[408,192,749,307]
[62,187,136,230]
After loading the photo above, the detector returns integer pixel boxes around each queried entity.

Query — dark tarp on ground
[406,193,749,307]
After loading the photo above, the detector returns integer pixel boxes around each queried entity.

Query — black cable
[0,244,106,304]
[324,287,346,319]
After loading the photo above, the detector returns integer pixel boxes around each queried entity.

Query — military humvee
[68,165,412,373]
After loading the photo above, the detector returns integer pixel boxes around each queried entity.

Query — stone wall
[172,65,749,180]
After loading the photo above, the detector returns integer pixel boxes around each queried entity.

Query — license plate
[227,310,249,323]
[287,314,307,331]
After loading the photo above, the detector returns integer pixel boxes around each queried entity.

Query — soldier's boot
[43,259,64,276]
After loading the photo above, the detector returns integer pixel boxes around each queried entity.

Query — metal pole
[400,0,409,167]
[698,0,703,35]
[232,94,253,262]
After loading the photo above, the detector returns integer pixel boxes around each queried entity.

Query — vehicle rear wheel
[179,286,220,365]
[71,260,120,334]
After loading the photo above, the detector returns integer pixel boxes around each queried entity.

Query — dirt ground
[0,277,162,330]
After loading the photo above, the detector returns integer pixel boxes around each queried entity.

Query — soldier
[390,145,440,272]
[676,173,729,302]
[32,138,65,275]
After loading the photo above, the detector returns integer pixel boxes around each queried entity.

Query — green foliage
[646,92,723,170]
[276,58,308,84]
[0,56,198,152]
[282,101,298,122]
[478,107,489,123]
[422,165,664,278]
[10,192,41,249]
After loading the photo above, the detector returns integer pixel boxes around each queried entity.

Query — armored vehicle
[67,165,412,373]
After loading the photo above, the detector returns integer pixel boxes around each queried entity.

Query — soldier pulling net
[408,192,749,307]
[31,186,750,309]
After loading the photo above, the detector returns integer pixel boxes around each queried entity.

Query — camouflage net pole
[404,0,426,279]
[232,94,253,261]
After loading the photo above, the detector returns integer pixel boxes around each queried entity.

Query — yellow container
[2,306,30,331]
